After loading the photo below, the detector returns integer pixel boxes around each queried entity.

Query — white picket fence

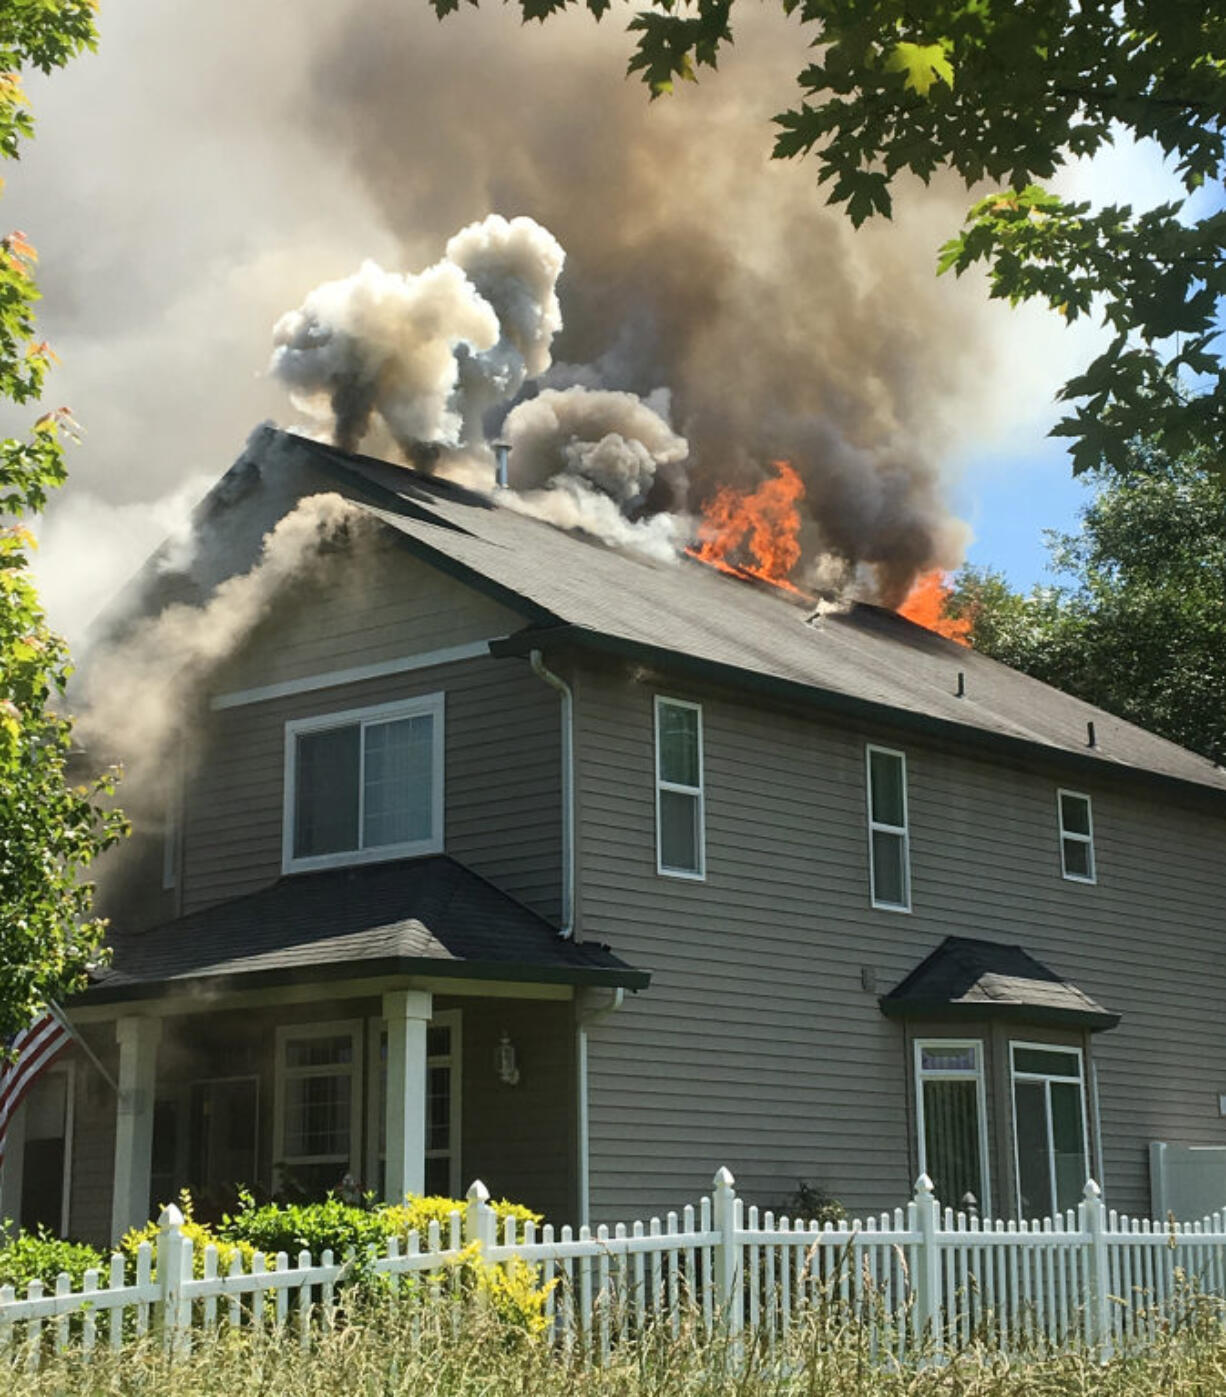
[3,1167,1226,1371]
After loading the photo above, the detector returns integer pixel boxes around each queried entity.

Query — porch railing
[2,1168,1225,1370]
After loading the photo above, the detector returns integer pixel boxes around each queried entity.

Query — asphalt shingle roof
[879,935,1120,1031]
[284,432,1226,801]
[86,855,648,1003]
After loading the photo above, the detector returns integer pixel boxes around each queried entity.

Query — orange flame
[898,570,971,645]
[686,461,806,594]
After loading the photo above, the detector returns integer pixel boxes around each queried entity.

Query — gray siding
[180,546,562,921]
[450,997,576,1221]
[571,655,1226,1223]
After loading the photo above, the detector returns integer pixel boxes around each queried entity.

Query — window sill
[283,838,444,876]
[657,866,707,883]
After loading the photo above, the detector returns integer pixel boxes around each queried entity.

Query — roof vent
[955,670,965,698]
[1086,720,1097,749]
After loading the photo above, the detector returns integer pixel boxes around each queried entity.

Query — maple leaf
[884,40,954,97]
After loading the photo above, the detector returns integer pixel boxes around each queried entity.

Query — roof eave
[492,626,1226,808]
[878,996,1121,1033]
[77,954,651,1006]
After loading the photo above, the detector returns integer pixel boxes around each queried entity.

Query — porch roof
[81,855,649,1004]
[879,935,1120,1031]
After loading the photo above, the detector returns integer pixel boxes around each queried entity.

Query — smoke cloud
[76,494,361,805]
[10,0,1063,631]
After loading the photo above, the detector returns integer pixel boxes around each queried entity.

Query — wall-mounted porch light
[496,1030,520,1087]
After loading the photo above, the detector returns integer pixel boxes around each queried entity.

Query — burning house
[6,215,1226,1242]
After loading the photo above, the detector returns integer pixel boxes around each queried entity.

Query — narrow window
[275,1023,362,1198]
[915,1041,989,1211]
[284,694,444,873]
[370,1013,461,1199]
[1057,790,1095,882]
[1010,1043,1089,1219]
[655,697,705,879]
[867,745,910,910]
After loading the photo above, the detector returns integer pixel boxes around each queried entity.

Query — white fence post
[1083,1180,1112,1360]
[158,1203,191,1361]
[712,1167,743,1340]
[912,1174,941,1350]
[465,1180,496,1252]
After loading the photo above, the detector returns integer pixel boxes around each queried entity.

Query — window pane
[1063,837,1092,879]
[363,714,434,848]
[427,1064,451,1153]
[286,1035,353,1069]
[871,829,906,906]
[1013,1048,1079,1078]
[294,725,360,857]
[658,704,700,787]
[1014,1079,1051,1219]
[284,1073,350,1159]
[869,751,905,828]
[1060,793,1091,836]
[427,1026,451,1058]
[659,789,700,872]
[425,1155,450,1197]
[1051,1081,1087,1213]
[921,1045,977,1074]
[923,1079,983,1207]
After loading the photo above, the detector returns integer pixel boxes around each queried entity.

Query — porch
[0,855,646,1244]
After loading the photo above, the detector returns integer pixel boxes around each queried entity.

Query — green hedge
[0,1230,105,1293]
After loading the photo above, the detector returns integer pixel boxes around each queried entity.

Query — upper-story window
[283,693,444,873]
[866,745,910,911]
[1057,789,1095,883]
[655,696,705,879]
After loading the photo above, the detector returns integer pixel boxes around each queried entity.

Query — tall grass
[11,1292,1226,1397]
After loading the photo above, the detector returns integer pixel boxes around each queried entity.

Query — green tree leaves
[431,0,1226,476]
[949,443,1226,765]
[0,0,126,1042]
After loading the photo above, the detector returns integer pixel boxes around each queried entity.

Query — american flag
[0,1009,72,1164]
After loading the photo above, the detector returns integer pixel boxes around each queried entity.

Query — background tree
[433,0,1226,478]
[0,2,127,1042]
[948,444,1226,764]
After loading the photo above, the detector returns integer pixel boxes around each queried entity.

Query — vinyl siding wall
[181,547,562,921]
[570,655,1226,1223]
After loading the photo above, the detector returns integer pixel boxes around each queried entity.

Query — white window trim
[273,1020,364,1193]
[914,1038,991,1213]
[866,744,911,912]
[282,692,445,874]
[365,1009,462,1198]
[654,695,706,881]
[1057,788,1096,884]
[1008,1040,1091,1219]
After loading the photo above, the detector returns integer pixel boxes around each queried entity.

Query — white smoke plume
[494,385,689,559]
[270,214,565,456]
[76,493,361,805]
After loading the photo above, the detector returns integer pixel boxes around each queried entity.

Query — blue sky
[949,132,1221,592]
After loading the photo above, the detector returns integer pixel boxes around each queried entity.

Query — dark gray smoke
[14,1,1019,628]
[267,6,977,602]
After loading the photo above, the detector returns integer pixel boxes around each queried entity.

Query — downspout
[528,649,574,939]
[576,988,624,1227]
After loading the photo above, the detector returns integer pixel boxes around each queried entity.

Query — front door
[188,1076,259,1199]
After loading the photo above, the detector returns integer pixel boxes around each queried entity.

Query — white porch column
[110,1016,162,1243]
[382,990,432,1203]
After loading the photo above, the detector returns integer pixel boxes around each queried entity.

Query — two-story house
[6,423,1226,1245]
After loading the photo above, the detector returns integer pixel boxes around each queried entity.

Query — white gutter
[576,988,625,1227]
[528,649,574,939]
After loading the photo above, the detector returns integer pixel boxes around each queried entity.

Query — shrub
[121,1192,255,1280]
[0,1229,104,1293]
[769,1181,846,1227]
[220,1190,543,1261]
[219,1191,388,1262]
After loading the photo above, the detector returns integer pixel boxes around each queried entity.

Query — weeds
[11,1290,1226,1397]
